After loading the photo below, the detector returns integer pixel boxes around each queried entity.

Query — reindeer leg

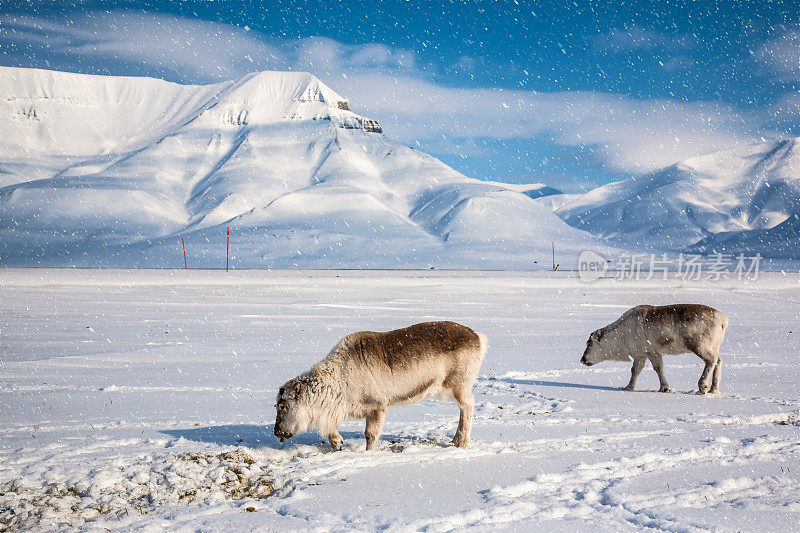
[709,356,722,394]
[693,349,718,394]
[328,431,344,451]
[364,407,386,451]
[623,358,646,391]
[451,386,475,448]
[648,353,670,392]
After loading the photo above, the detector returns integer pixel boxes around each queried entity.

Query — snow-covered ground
[1,269,799,531]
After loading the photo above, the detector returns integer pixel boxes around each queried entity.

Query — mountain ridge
[555,137,800,252]
[0,67,590,268]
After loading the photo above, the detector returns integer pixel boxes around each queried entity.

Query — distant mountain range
[556,138,800,255]
[1,67,798,267]
[0,67,602,268]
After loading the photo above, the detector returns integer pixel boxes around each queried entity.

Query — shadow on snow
[495,377,700,394]
[160,424,442,450]
[490,377,623,392]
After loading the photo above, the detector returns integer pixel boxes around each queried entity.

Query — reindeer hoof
[708,387,719,394]
[659,386,671,393]
[622,385,635,391]
[452,436,470,448]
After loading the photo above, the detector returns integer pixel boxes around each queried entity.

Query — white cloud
[338,75,770,173]
[0,12,420,83]
[757,28,800,80]
[589,25,697,53]
[770,90,800,125]
[0,12,287,82]
[0,10,777,178]
[757,28,800,128]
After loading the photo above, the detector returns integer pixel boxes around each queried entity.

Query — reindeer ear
[594,329,604,341]
[291,382,303,398]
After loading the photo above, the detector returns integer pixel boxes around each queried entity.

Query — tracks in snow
[3,371,799,531]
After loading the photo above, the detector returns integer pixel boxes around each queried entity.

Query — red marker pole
[182,237,188,269]
[226,227,230,272]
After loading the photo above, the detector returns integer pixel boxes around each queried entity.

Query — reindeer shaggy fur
[274,321,488,451]
[580,304,729,393]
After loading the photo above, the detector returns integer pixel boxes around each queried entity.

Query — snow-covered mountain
[0,67,595,268]
[686,212,800,259]
[556,138,800,252]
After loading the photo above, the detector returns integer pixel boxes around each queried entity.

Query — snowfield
[1,269,799,531]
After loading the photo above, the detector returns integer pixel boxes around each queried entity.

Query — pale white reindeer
[581,304,728,393]
[274,321,488,451]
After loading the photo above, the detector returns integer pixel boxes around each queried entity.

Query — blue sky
[2,0,799,190]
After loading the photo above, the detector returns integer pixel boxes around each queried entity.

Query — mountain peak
[557,136,800,251]
[224,70,347,108]
[0,67,588,267]
[0,66,383,163]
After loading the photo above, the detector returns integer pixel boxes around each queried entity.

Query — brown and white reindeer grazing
[274,321,488,451]
[580,304,729,393]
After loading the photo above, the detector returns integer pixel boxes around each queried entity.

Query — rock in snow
[0,67,598,268]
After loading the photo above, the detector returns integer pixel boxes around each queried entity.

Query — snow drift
[0,67,597,268]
